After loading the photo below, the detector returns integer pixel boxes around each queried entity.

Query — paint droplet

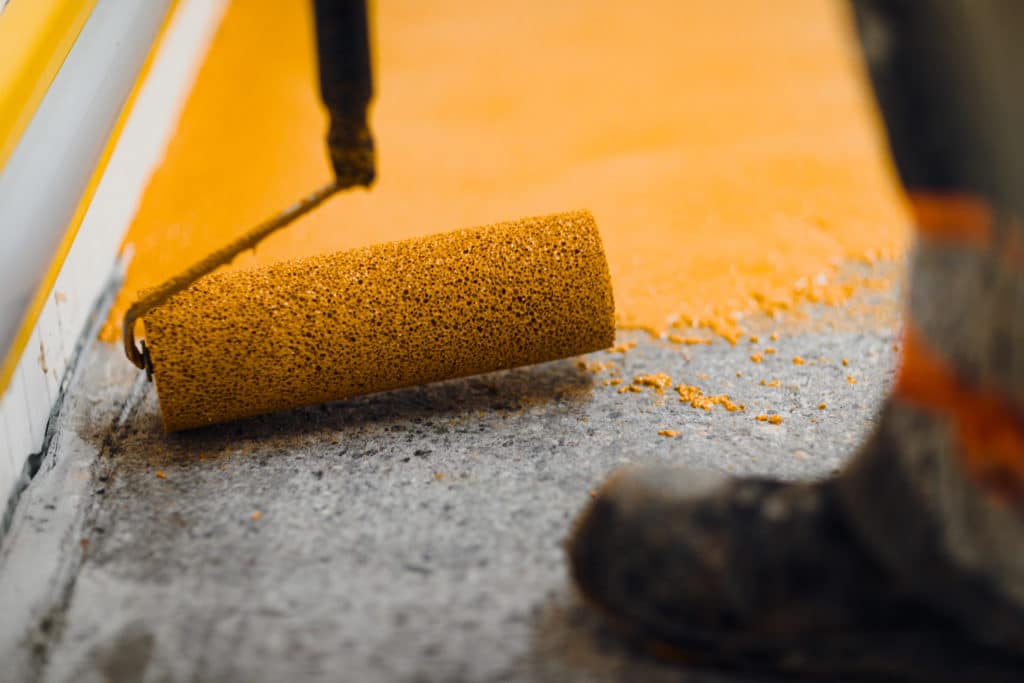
[669,335,711,345]
[750,353,763,363]
[847,376,857,385]
[251,510,262,521]
[793,356,805,365]
[155,471,166,479]
[676,385,744,411]
[632,373,673,393]
[658,429,678,438]
[842,358,849,366]
[764,347,776,355]
[818,402,827,410]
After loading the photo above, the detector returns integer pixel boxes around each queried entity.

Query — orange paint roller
[124,205,614,431]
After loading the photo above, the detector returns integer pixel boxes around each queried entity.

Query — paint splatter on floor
[104,0,909,344]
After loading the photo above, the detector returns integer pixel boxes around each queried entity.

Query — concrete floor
[0,294,903,682]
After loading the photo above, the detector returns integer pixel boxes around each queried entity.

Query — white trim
[1,0,228,523]
[0,0,170,370]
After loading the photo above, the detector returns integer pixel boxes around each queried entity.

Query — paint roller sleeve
[142,210,615,431]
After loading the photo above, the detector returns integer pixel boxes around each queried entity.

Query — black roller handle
[313,0,375,188]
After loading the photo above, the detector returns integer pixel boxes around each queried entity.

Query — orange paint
[896,328,1024,502]
[676,384,743,412]
[632,373,673,393]
[106,0,908,342]
[669,335,711,346]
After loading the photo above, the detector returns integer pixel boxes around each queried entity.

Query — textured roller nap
[143,210,615,431]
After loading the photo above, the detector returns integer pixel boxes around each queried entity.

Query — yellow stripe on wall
[0,0,97,174]
[0,2,178,396]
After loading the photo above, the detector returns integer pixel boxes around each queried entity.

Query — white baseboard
[1,0,228,525]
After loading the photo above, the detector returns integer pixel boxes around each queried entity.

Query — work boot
[567,446,1024,681]
[568,1,1024,679]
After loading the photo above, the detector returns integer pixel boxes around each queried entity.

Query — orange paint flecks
[632,373,673,393]
[669,335,711,345]
[658,429,678,438]
[676,384,744,412]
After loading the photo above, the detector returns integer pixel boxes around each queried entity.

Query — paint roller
[126,209,615,432]
[120,1,615,431]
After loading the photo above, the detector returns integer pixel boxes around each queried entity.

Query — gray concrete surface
[0,301,901,682]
